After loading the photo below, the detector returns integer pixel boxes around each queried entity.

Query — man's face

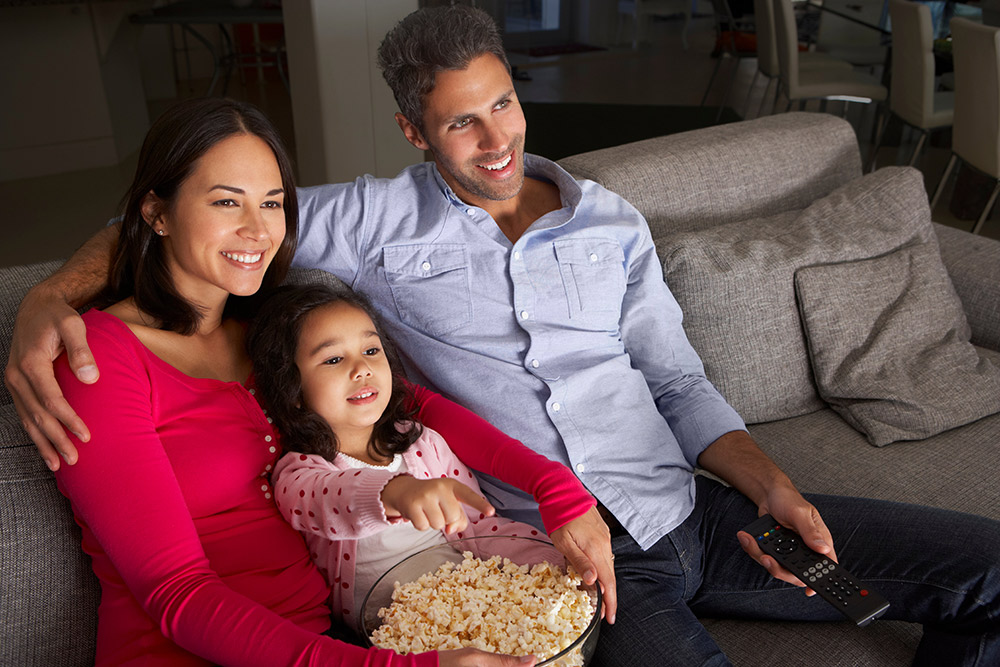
[401,54,527,207]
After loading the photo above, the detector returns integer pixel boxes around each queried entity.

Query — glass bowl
[360,535,602,666]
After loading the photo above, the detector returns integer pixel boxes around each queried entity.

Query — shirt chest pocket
[554,240,626,321]
[383,244,472,336]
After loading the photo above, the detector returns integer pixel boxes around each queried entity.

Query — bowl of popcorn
[361,535,602,666]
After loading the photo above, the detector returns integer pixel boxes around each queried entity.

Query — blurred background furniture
[745,0,852,117]
[811,0,889,68]
[774,0,887,118]
[701,0,757,119]
[931,17,1000,235]
[869,0,954,170]
[618,0,693,50]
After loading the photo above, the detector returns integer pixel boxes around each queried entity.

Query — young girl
[247,283,599,630]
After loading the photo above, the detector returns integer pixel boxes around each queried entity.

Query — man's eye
[495,99,510,110]
[322,357,342,365]
[453,118,472,129]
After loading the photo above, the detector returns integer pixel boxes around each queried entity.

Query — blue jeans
[594,477,1000,667]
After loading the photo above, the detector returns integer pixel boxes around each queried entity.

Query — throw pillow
[659,167,935,424]
[794,243,1000,446]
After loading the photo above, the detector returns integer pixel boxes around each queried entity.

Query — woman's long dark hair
[110,97,298,333]
[247,283,422,462]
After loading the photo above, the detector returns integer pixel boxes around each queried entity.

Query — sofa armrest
[934,222,1000,352]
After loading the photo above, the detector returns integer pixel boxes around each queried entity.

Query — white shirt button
[520,310,529,320]
[466,208,475,216]
[589,253,599,262]
[530,359,540,368]
[575,463,585,474]
[269,446,277,453]
[421,261,431,271]
[265,435,272,442]
[552,402,561,412]
[513,251,521,260]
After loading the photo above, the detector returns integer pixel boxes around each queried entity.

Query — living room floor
[2,4,995,268]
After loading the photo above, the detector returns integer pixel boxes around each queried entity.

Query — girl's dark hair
[110,97,298,333]
[247,283,422,462]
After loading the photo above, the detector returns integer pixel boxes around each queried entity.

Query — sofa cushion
[0,260,62,407]
[794,243,1000,446]
[659,167,935,424]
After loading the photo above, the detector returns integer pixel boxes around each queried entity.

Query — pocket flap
[384,244,469,277]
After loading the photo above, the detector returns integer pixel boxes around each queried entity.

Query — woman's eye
[261,200,283,209]
[322,357,342,365]
[214,199,238,207]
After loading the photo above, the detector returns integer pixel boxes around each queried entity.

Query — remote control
[743,514,890,626]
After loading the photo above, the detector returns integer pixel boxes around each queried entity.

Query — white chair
[773,0,888,112]
[744,0,853,117]
[814,0,889,68]
[869,0,954,170]
[930,18,1000,235]
[617,0,691,51]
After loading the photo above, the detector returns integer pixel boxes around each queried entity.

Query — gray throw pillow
[660,167,935,424]
[794,243,1000,446]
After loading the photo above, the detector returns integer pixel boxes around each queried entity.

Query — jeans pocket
[554,239,626,323]
[383,244,473,336]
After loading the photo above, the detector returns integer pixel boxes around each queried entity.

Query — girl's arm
[273,453,408,539]
[54,322,430,667]
[406,384,595,534]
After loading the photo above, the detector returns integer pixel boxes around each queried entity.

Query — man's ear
[395,112,429,151]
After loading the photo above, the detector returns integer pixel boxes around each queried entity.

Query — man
[7,6,999,665]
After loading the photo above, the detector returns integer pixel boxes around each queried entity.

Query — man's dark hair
[377,4,510,131]
[247,283,422,462]
[111,97,298,333]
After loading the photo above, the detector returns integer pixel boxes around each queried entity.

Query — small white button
[265,435,272,442]
[248,388,255,395]
[466,208,475,216]
[513,251,521,260]
[265,464,272,472]
[520,310,529,320]
[575,463,585,474]
[269,446,277,453]
[264,492,272,500]
[421,261,431,271]
[589,253,598,262]
[552,402,561,412]
[260,484,268,492]
[267,417,273,424]
[530,359,540,368]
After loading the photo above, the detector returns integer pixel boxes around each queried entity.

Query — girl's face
[295,302,393,449]
[148,133,286,308]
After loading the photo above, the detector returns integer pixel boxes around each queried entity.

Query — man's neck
[482,177,562,244]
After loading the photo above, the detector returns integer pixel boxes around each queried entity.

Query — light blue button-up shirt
[293,154,746,549]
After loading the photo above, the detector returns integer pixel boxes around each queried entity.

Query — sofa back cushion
[656,167,935,424]
[558,112,863,237]
[0,260,62,406]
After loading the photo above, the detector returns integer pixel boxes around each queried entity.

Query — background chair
[617,0,692,51]
[813,0,889,68]
[700,0,756,120]
[930,18,1000,235]
[869,0,954,170]
[745,0,853,118]
[773,0,887,116]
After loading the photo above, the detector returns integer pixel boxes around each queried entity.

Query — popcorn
[370,552,596,666]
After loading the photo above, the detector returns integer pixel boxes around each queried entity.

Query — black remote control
[743,514,890,626]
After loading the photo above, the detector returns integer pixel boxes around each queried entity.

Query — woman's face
[152,133,286,307]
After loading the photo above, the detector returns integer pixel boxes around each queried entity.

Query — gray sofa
[2,112,998,666]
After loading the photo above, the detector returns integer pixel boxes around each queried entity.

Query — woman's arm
[54,321,430,667]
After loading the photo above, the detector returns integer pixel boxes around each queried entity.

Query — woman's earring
[156,229,165,236]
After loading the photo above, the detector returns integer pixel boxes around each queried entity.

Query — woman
[52,97,582,666]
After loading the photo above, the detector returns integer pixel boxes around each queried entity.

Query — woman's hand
[380,475,495,535]
[438,648,536,666]
[549,506,617,624]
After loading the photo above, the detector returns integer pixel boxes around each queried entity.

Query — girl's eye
[322,356,342,365]
[363,347,381,356]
